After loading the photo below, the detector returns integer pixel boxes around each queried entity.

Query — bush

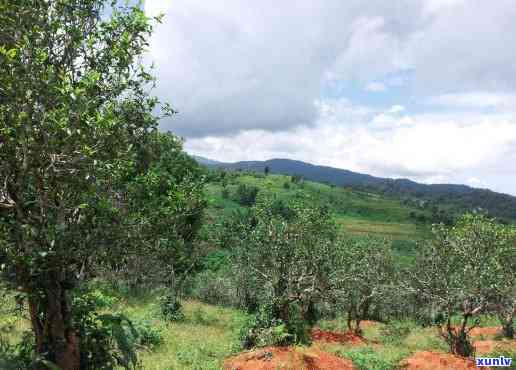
[132,320,164,348]
[0,332,33,370]
[160,292,185,322]
[191,307,219,326]
[238,304,293,349]
[73,290,139,370]
[337,347,398,370]
[235,184,259,206]
[269,198,295,220]
[189,270,239,307]
[380,321,415,345]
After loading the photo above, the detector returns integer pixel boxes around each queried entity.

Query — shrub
[0,332,33,370]
[238,304,293,349]
[132,320,164,348]
[189,270,239,307]
[337,347,398,370]
[160,292,185,322]
[72,290,139,370]
[380,321,415,345]
[235,184,259,206]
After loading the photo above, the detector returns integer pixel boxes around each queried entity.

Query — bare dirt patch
[469,326,501,337]
[474,339,516,355]
[223,347,355,370]
[311,328,367,345]
[447,326,501,338]
[400,351,484,369]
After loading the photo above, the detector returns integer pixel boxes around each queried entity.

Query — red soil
[448,326,501,337]
[223,347,355,370]
[469,327,501,337]
[474,339,516,355]
[311,328,367,345]
[400,351,485,370]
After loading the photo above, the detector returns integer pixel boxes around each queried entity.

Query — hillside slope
[199,157,516,221]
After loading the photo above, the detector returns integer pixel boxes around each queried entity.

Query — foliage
[131,320,164,349]
[160,292,185,322]
[234,184,259,206]
[380,321,416,345]
[238,303,293,349]
[336,347,399,370]
[407,214,515,356]
[188,269,239,307]
[72,288,139,370]
[331,236,397,335]
[0,0,182,367]
[232,199,340,344]
[114,131,206,291]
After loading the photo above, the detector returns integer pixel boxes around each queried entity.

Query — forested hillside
[196,157,516,222]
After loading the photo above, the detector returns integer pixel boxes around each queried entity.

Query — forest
[0,1,515,369]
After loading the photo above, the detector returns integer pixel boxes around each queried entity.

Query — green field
[205,172,431,241]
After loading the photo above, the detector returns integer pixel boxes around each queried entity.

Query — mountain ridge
[193,156,516,221]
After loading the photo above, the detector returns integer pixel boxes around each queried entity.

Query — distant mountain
[192,155,224,167]
[196,157,516,221]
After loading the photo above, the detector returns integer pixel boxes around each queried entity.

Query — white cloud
[364,82,387,92]
[388,105,405,114]
[144,1,516,194]
[186,100,516,195]
[427,92,516,110]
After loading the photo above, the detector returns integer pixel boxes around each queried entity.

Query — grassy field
[2,291,513,370]
[205,173,431,241]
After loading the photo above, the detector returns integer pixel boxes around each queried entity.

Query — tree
[233,200,339,344]
[0,1,170,368]
[111,131,206,293]
[264,165,270,176]
[408,214,515,356]
[331,236,396,335]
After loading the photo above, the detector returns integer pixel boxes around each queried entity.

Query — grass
[205,173,431,241]
[137,301,248,370]
[1,290,512,369]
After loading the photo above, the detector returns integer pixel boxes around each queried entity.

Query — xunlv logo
[476,356,512,367]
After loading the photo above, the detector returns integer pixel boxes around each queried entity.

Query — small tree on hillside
[331,236,396,335]
[408,214,515,356]
[233,200,339,345]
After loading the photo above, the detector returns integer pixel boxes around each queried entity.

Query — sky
[144,0,516,196]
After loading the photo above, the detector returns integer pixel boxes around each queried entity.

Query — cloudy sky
[144,0,516,196]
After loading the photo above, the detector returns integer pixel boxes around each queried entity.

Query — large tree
[0,1,169,368]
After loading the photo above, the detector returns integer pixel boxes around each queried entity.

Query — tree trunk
[501,317,514,339]
[28,280,80,370]
[443,315,474,357]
